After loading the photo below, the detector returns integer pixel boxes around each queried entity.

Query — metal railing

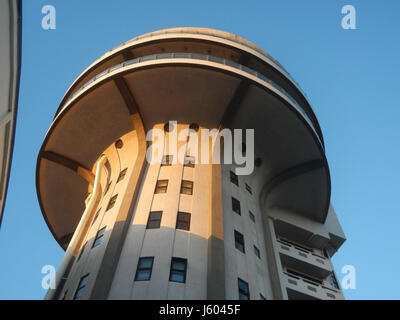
[114,29,299,88]
[66,52,321,145]
[283,272,340,299]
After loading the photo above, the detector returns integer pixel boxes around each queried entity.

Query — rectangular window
[155,180,168,194]
[245,183,252,195]
[329,272,340,290]
[146,211,162,229]
[117,168,127,183]
[180,180,193,195]
[254,245,260,259]
[107,194,118,211]
[73,274,89,300]
[169,258,187,283]
[234,230,245,253]
[91,208,101,226]
[230,170,238,186]
[184,156,195,168]
[92,226,106,248]
[176,212,191,231]
[104,181,111,195]
[134,257,154,281]
[161,155,173,166]
[259,293,266,300]
[249,211,255,223]
[232,197,241,215]
[238,278,250,300]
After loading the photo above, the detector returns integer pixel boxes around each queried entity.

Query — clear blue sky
[0,0,399,299]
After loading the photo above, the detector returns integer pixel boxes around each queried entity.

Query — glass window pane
[170,258,187,283]
[239,292,249,300]
[74,274,89,300]
[74,288,84,299]
[208,55,222,63]
[238,279,249,294]
[158,180,168,187]
[92,236,103,248]
[98,227,106,236]
[225,59,240,69]
[170,271,184,283]
[136,270,151,281]
[80,275,89,288]
[230,171,238,186]
[174,52,189,58]
[150,211,162,220]
[173,261,186,271]
[147,211,162,229]
[191,53,206,60]
[139,258,153,269]
[232,197,241,215]
[147,221,159,229]
[177,212,190,231]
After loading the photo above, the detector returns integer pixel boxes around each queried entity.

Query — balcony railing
[64,53,321,146]
[115,29,303,92]
[283,272,341,300]
[277,238,329,268]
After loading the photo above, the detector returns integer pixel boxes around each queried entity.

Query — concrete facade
[36,28,346,300]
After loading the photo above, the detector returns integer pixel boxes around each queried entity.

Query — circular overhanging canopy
[55,28,324,147]
[36,57,330,249]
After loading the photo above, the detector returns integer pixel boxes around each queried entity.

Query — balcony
[283,272,343,300]
[277,239,331,278]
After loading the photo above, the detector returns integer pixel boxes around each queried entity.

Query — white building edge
[0,0,22,227]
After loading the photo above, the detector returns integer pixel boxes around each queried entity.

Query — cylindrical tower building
[36,28,346,300]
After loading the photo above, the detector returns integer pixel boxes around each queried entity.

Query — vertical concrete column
[206,129,226,299]
[263,216,288,300]
[90,113,147,299]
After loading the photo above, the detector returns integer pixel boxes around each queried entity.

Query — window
[238,278,249,300]
[249,211,255,223]
[245,183,252,195]
[147,211,162,229]
[230,170,238,186]
[180,180,193,195]
[107,194,118,211]
[104,181,111,195]
[77,242,86,261]
[73,274,89,300]
[232,197,241,215]
[234,230,245,253]
[134,257,154,281]
[184,156,195,168]
[91,209,101,226]
[254,245,260,259]
[117,168,127,183]
[259,293,266,300]
[169,258,187,283]
[329,272,340,290]
[92,226,106,248]
[176,212,191,231]
[161,155,173,166]
[155,180,168,194]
